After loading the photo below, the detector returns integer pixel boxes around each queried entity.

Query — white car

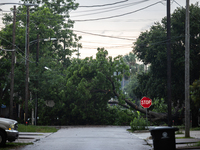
[0,117,19,146]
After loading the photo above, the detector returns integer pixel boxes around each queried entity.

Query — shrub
[130,117,147,131]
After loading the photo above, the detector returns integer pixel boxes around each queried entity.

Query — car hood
[0,117,17,124]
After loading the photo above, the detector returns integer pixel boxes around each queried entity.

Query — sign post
[140,97,152,126]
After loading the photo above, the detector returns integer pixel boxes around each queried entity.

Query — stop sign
[140,97,152,108]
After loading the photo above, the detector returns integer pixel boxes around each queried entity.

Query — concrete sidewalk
[13,132,53,143]
[175,130,200,150]
[132,130,200,150]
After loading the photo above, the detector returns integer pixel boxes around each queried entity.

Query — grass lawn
[18,124,58,132]
[1,142,33,150]
[176,136,194,139]
[0,125,58,149]
[191,127,200,131]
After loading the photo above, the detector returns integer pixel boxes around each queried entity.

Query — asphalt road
[19,126,152,150]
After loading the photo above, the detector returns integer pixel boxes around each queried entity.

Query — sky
[0,0,199,59]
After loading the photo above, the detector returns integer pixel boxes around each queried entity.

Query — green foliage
[130,111,148,131]
[57,48,130,125]
[151,98,167,113]
[28,48,131,125]
[0,0,80,121]
[108,106,137,125]
[133,3,200,107]
[190,78,200,107]
[122,52,144,101]
[0,55,11,105]
[195,141,200,147]
[130,117,147,131]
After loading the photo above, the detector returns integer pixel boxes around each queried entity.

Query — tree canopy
[131,3,200,125]
[0,0,80,119]
[133,3,200,105]
[1,1,200,126]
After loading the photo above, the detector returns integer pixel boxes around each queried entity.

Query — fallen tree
[107,76,183,122]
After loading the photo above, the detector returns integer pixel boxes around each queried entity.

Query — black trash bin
[150,127,179,150]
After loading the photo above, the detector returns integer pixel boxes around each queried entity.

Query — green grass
[18,124,58,133]
[175,130,184,134]
[195,141,200,146]
[0,125,58,149]
[176,136,194,139]
[1,142,33,150]
[191,127,200,131]
[174,126,185,130]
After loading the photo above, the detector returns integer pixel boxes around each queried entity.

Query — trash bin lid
[149,126,179,131]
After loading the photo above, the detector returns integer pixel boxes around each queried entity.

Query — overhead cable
[173,0,182,7]
[71,1,148,17]
[73,30,135,41]
[73,0,149,14]
[78,0,128,8]
[0,36,34,63]
[73,1,161,22]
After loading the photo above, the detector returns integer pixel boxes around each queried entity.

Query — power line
[80,35,184,50]
[71,1,148,18]
[73,30,180,42]
[0,36,25,55]
[78,0,128,8]
[0,36,35,63]
[173,0,182,7]
[73,1,162,22]
[80,40,133,45]
[73,30,135,41]
[82,45,132,49]
[133,35,184,48]
[72,0,149,14]
[81,46,131,49]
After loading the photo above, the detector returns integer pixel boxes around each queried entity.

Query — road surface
[19,126,151,150]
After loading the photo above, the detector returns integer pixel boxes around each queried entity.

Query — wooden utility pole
[35,34,39,125]
[185,0,190,138]
[9,5,16,119]
[25,6,30,122]
[77,45,79,59]
[167,0,172,127]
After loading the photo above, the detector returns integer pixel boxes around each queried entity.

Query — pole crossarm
[29,38,57,45]
[0,48,16,51]
[0,3,38,6]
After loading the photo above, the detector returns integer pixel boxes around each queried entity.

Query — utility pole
[35,34,39,125]
[167,0,172,127]
[25,6,30,122]
[10,5,16,119]
[77,45,79,59]
[185,0,190,138]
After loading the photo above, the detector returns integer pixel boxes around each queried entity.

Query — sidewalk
[13,132,53,143]
[132,129,200,150]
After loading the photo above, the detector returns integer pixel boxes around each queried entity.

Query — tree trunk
[107,76,168,122]
[108,99,167,121]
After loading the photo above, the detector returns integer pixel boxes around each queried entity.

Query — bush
[130,117,147,131]
[107,106,137,126]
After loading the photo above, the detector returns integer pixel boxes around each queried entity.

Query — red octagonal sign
[140,97,152,108]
